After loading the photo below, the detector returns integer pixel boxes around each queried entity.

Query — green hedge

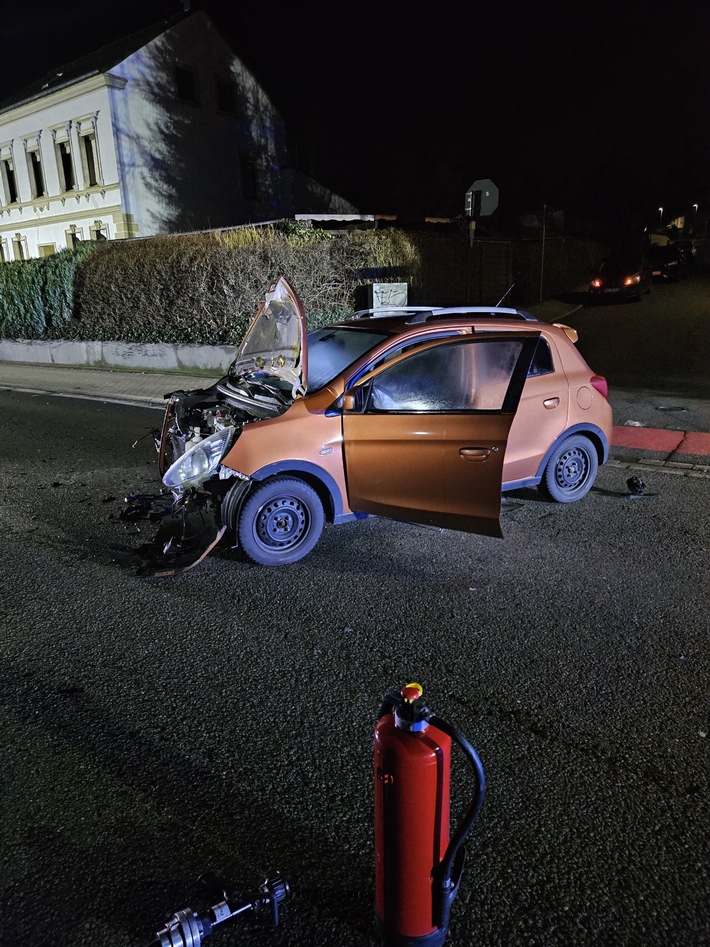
[0,223,424,345]
[0,244,97,339]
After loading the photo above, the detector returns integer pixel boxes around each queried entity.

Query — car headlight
[162,426,235,490]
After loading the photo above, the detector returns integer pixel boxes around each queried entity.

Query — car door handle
[543,397,560,409]
[460,447,494,461]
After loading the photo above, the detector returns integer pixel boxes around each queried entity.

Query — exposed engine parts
[164,388,251,463]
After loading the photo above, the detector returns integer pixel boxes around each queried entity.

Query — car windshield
[600,257,641,275]
[307,326,388,390]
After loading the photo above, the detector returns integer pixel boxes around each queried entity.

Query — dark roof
[0,10,192,115]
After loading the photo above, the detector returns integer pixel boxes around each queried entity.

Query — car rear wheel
[237,477,324,565]
[538,435,598,503]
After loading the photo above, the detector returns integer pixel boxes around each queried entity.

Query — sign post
[465,179,499,247]
[464,179,499,302]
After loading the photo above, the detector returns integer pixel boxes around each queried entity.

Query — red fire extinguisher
[374,683,486,947]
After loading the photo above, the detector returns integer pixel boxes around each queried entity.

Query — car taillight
[590,278,602,289]
[590,374,608,398]
[624,274,641,286]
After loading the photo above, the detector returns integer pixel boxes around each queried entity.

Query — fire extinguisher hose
[427,714,486,930]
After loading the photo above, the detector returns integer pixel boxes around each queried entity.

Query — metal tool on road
[152,872,289,946]
[374,683,485,947]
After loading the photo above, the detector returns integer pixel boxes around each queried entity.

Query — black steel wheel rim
[255,496,309,549]
[554,446,589,490]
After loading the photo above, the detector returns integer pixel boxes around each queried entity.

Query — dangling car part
[153,872,289,946]
[123,276,612,575]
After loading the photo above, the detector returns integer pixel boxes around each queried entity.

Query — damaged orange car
[125,277,612,575]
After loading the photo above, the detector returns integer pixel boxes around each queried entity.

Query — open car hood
[225,276,307,401]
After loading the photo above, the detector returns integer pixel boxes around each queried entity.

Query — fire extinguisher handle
[376,690,402,719]
[428,714,486,889]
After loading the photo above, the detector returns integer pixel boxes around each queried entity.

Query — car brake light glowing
[624,275,641,286]
[590,375,608,398]
[591,278,602,288]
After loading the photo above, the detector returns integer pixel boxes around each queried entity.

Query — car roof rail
[349,306,434,320]
[349,305,539,324]
[406,306,539,324]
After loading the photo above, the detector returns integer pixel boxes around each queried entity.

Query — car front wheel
[538,435,598,503]
[237,477,324,565]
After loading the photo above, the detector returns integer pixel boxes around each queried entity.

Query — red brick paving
[612,426,710,456]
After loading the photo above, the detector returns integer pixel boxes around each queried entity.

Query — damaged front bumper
[122,489,227,578]
[122,417,242,576]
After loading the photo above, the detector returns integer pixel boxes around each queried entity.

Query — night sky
[2,0,708,228]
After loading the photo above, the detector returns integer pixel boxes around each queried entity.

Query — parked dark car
[674,240,696,267]
[587,255,652,304]
[647,244,682,282]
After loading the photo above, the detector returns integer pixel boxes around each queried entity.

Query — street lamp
[658,206,663,227]
[693,203,699,222]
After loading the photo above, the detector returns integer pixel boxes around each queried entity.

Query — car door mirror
[325,387,366,417]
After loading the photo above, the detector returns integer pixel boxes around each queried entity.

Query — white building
[0,8,356,261]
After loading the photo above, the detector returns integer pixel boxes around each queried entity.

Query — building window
[12,233,26,260]
[79,132,100,187]
[26,147,46,199]
[38,243,56,257]
[66,224,83,249]
[175,66,198,103]
[1,154,18,204]
[216,79,235,113]
[239,154,259,201]
[90,219,108,241]
[55,139,75,191]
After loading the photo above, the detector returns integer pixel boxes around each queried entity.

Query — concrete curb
[0,338,234,374]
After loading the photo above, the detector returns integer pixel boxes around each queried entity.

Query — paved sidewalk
[0,360,214,409]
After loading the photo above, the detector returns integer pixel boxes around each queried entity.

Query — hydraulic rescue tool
[374,683,486,947]
[152,871,289,946]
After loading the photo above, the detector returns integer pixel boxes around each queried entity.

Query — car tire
[538,435,598,503]
[237,477,324,565]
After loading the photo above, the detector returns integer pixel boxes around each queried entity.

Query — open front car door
[341,332,540,537]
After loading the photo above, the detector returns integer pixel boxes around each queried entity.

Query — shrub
[0,244,97,339]
[69,225,424,344]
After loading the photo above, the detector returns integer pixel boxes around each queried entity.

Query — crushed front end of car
[121,276,306,577]
[123,414,237,577]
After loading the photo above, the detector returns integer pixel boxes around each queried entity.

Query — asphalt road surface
[1,385,708,947]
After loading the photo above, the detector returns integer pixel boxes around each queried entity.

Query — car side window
[361,331,462,378]
[366,338,524,412]
[527,338,553,377]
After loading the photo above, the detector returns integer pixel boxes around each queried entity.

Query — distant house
[0,8,356,261]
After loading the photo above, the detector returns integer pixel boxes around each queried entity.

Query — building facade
[0,9,356,261]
